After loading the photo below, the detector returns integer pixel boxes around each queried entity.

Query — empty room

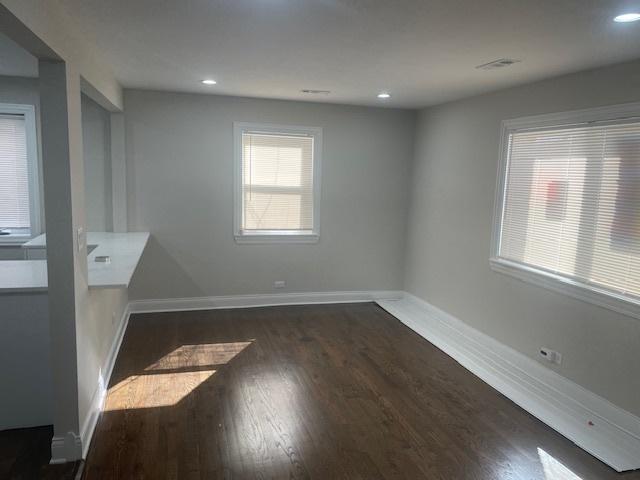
[1,1,640,479]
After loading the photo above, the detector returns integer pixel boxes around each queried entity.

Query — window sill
[490,256,640,321]
[234,232,319,244]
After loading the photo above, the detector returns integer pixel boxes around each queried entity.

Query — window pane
[241,132,314,232]
[0,115,30,231]
[500,121,640,299]
[243,191,313,230]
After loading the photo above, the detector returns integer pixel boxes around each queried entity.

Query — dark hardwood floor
[82,303,640,479]
[0,426,81,480]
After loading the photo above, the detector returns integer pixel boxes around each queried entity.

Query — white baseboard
[51,304,131,464]
[129,290,403,314]
[54,291,399,463]
[56,289,640,472]
[49,431,82,465]
[377,294,640,472]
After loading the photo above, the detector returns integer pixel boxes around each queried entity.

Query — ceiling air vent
[475,58,521,70]
[301,89,331,95]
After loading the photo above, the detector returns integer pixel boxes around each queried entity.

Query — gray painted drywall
[0,246,25,260]
[77,287,128,429]
[39,60,86,447]
[0,292,52,430]
[125,90,414,299]
[82,94,113,232]
[0,74,39,111]
[405,59,640,416]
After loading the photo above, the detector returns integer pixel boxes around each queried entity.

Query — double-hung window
[0,104,39,242]
[233,122,322,243]
[491,102,640,317]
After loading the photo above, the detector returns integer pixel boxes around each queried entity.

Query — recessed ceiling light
[377,92,391,99]
[201,79,217,85]
[614,13,640,22]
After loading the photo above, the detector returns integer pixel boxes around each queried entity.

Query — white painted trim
[77,304,130,460]
[55,289,640,471]
[234,232,319,244]
[52,291,400,463]
[500,101,640,133]
[129,290,402,314]
[490,257,640,320]
[232,122,322,244]
[490,101,640,320]
[50,432,82,465]
[377,293,640,472]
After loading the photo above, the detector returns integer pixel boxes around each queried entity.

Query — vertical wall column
[39,60,89,463]
[110,112,127,232]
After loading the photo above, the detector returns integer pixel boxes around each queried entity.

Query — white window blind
[498,119,640,300]
[241,131,314,232]
[0,114,30,231]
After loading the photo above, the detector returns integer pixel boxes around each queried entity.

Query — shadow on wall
[129,235,206,300]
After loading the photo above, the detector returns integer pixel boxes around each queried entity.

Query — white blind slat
[500,121,640,299]
[0,115,30,230]
[241,132,314,231]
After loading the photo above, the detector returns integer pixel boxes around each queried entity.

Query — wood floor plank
[82,303,640,480]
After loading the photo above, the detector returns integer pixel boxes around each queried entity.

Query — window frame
[0,103,40,244]
[233,121,322,244]
[490,101,640,320]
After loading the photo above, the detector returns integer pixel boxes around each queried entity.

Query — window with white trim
[0,104,39,241]
[233,122,321,243]
[492,103,640,316]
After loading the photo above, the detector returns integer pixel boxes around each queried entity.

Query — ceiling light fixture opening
[377,92,391,99]
[614,13,640,22]
[201,79,217,85]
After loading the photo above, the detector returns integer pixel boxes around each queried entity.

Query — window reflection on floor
[538,448,583,480]
[104,369,217,409]
[104,341,252,410]
[144,342,252,371]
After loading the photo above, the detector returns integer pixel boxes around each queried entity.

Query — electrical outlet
[274,280,285,289]
[539,347,562,365]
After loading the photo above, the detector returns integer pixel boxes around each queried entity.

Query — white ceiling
[0,32,38,78]
[54,0,640,108]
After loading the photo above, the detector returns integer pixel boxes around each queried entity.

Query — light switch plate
[77,227,85,253]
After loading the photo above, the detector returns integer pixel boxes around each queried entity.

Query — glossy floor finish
[83,303,639,479]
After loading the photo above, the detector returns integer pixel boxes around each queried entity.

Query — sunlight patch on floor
[144,342,253,371]
[103,341,253,411]
[104,369,216,410]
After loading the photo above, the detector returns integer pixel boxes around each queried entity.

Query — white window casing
[491,101,640,319]
[233,122,322,244]
[0,103,40,243]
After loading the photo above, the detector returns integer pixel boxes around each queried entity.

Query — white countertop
[0,260,48,292]
[0,232,149,293]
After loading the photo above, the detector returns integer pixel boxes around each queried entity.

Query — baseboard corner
[377,293,640,472]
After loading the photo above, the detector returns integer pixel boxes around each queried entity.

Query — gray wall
[77,287,128,428]
[125,90,414,300]
[0,292,52,430]
[405,59,640,416]
[82,94,113,232]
